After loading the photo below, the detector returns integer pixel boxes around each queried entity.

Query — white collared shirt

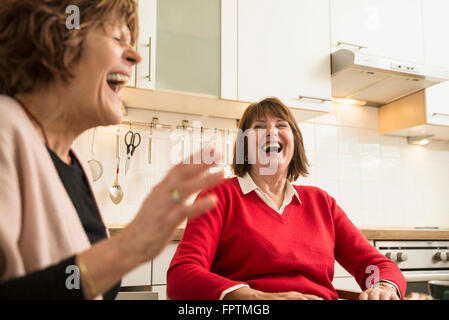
[236,172,301,214]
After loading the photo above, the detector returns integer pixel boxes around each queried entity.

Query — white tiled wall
[74,103,449,228]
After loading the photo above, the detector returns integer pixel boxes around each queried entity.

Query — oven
[374,240,449,296]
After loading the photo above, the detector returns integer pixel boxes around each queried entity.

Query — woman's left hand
[359,285,400,300]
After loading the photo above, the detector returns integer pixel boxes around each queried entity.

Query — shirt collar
[237,172,301,203]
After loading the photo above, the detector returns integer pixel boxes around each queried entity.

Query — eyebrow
[254,119,288,123]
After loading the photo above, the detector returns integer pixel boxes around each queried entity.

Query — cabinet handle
[432,112,449,118]
[337,41,368,50]
[145,37,152,82]
[298,95,332,103]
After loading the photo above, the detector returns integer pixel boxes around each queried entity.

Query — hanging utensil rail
[121,118,172,130]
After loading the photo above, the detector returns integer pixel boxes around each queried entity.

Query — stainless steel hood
[331,49,449,106]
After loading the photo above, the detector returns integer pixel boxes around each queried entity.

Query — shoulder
[292,184,331,198]
[0,95,33,140]
[199,177,242,199]
[0,95,28,124]
[0,95,47,169]
[292,184,338,205]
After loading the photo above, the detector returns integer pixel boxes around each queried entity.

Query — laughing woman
[167,97,406,300]
[0,0,223,299]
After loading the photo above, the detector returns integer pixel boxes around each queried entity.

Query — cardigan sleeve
[0,129,22,280]
[166,188,248,300]
[0,255,85,299]
[328,193,406,298]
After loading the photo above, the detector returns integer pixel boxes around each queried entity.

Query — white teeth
[264,143,281,152]
[107,73,129,84]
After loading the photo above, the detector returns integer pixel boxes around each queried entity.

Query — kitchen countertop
[107,223,185,241]
[357,226,449,240]
[107,224,449,241]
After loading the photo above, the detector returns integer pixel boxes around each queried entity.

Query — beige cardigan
[0,95,104,286]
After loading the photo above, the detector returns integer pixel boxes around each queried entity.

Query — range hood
[331,49,449,106]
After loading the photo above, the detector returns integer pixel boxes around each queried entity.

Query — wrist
[374,281,399,296]
[223,287,263,300]
[114,223,148,266]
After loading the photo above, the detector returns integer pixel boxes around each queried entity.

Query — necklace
[14,97,72,165]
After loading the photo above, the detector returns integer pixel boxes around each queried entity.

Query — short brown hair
[0,0,139,96]
[232,97,309,181]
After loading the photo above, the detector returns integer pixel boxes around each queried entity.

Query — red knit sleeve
[166,185,247,300]
[327,192,407,298]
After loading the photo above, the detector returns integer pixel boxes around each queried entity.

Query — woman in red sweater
[167,97,406,300]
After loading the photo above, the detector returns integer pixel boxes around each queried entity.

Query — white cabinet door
[238,0,332,112]
[152,285,167,300]
[155,0,221,96]
[332,277,361,292]
[422,0,449,69]
[152,242,178,285]
[121,261,152,286]
[136,0,157,89]
[221,0,238,100]
[331,0,423,63]
[425,81,449,126]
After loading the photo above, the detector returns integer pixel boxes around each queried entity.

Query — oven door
[403,270,449,296]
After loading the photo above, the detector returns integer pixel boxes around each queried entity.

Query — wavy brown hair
[0,0,138,96]
[232,97,309,181]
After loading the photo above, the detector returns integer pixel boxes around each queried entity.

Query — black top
[0,149,120,300]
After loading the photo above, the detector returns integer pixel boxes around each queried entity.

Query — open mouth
[106,73,129,94]
[263,142,283,155]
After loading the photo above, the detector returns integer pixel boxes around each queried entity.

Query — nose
[267,123,279,137]
[123,45,142,66]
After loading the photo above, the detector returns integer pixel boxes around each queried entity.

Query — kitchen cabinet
[152,285,167,300]
[333,262,360,293]
[379,82,449,140]
[121,261,152,286]
[135,0,156,89]
[425,81,449,127]
[119,242,177,299]
[152,242,178,286]
[237,0,332,113]
[330,0,424,63]
[422,0,449,69]
[135,0,221,96]
[332,240,375,295]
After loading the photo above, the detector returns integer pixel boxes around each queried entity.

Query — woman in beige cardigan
[0,0,223,299]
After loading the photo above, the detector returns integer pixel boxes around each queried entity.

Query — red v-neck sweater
[167,178,406,300]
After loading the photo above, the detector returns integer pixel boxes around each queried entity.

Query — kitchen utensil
[148,126,153,165]
[88,128,103,182]
[428,280,449,300]
[179,128,190,163]
[109,158,124,204]
[124,130,141,175]
[109,128,124,204]
[224,129,233,177]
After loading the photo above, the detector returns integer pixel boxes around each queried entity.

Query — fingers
[390,293,400,300]
[167,148,223,182]
[359,288,397,300]
[176,170,225,202]
[370,291,380,300]
[302,294,324,300]
[177,194,218,220]
[360,290,379,300]
[270,291,323,300]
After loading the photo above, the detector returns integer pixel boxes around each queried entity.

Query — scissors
[124,130,141,175]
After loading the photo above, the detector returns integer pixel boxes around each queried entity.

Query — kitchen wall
[73,103,449,228]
